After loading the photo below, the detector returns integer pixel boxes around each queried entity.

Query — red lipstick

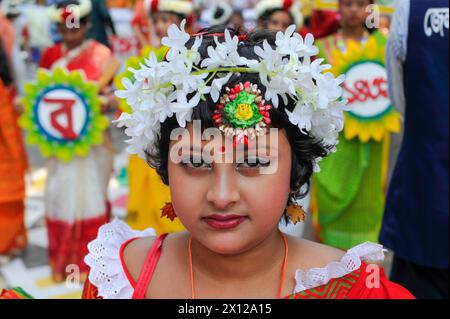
[203,214,247,230]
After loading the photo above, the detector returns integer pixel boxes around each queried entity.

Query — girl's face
[266,10,294,33]
[152,12,182,39]
[57,22,87,50]
[168,123,292,255]
[339,0,371,29]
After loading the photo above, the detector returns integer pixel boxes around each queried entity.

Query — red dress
[82,221,414,299]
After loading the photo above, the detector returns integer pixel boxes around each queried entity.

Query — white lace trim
[84,218,156,299]
[293,242,386,293]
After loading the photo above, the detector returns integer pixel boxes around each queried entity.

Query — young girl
[255,0,303,33]
[122,0,193,234]
[312,0,400,250]
[40,0,119,282]
[83,24,413,299]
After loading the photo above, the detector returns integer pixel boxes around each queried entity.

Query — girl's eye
[181,157,211,169]
[237,157,271,169]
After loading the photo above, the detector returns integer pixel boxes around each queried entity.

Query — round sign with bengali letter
[328,33,401,143]
[19,67,109,162]
[343,61,391,120]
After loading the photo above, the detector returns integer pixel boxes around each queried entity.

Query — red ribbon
[283,0,294,10]
[60,6,73,22]
[150,0,159,13]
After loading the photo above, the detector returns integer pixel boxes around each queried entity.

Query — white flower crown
[115,21,348,170]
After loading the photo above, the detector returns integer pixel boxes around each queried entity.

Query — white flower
[255,41,301,107]
[316,73,345,108]
[275,26,319,59]
[170,93,201,127]
[161,19,190,60]
[171,70,209,95]
[152,89,177,122]
[201,29,254,69]
[285,103,313,134]
[114,21,348,165]
[300,58,331,81]
[297,33,319,58]
[210,73,233,102]
[115,77,144,107]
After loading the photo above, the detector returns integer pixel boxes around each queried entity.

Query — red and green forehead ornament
[213,81,272,146]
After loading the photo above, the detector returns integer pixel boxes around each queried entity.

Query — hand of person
[99,87,119,113]
[13,96,24,114]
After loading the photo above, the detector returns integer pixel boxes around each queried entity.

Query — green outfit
[313,31,389,250]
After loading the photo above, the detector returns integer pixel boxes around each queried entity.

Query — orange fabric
[0,80,27,203]
[0,202,27,254]
[82,279,102,299]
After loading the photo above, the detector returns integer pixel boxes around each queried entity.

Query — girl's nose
[206,164,240,210]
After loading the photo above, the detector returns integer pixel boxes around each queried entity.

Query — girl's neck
[63,40,87,52]
[340,25,367,41]
[189,229,286,284]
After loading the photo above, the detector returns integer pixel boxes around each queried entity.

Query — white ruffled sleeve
[84,218,156,299]
[294,242,387,293]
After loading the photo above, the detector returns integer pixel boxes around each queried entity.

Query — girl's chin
[196,232,253,255]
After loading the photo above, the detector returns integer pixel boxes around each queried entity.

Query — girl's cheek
[169,166,205,223]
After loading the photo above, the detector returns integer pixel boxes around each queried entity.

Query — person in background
[380,0,449,299]
[312,0,399,250]
[228,9,245,33]
[88,0,116,48]
[0,36,28,263]
[130,0,153,49]
[0,0,28,95]
[40,0,120,282]
[255,0,303,32]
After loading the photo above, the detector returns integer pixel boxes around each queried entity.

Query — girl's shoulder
[83,218,157,299]
[286,237,414,299]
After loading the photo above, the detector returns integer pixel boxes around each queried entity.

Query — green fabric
[313,134,385,250]
[313,31,388,250]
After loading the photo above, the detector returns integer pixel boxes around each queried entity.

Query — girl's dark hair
[0,39,12,86]
[146,26,331,221]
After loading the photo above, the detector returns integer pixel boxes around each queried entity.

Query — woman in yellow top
[117,0,194,234]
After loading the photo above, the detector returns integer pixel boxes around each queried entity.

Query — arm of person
[386,0,410,117]
[97,55,121,91]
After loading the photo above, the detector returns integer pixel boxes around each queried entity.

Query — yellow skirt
[126,155,185,234]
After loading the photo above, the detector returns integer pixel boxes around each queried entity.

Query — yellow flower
[235,103,254,121]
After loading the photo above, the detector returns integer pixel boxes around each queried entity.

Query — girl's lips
[203,214,248,230]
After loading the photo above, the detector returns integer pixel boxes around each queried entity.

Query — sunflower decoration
[114,45,168,113]
[330,34,401,143]
[19,67,108,162]
[213,81,272,146]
